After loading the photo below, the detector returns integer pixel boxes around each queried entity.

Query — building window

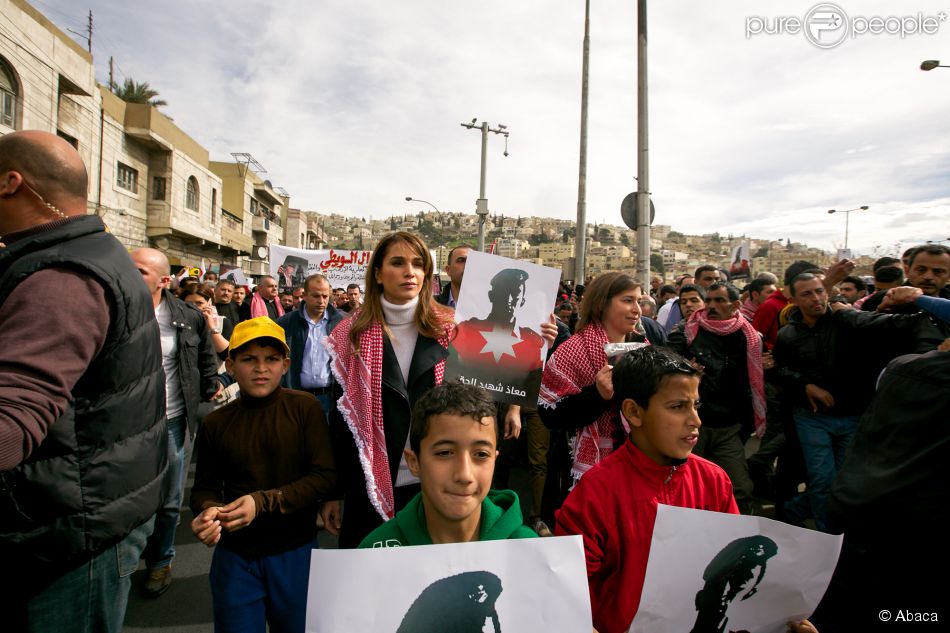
[186,176,199,211]
[0,58,17,129]
[116,162,138,193]
[153,176,166,201]
[210,188,217,225]
[249,197,259,216]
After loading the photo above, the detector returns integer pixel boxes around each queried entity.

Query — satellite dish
[256,246,268,259]
[153,237,170,251]
[621,193,656,231]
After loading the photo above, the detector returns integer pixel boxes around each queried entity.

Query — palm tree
[111,78,167,108]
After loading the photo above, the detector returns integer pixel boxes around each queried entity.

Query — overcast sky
[39,0,950,255]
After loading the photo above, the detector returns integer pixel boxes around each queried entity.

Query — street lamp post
[460,119,509,251]
[920,59,950,71]
[827,205,869,250]
[405,196,445,250]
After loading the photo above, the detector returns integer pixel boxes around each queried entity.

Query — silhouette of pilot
[690,535,778,633]
[396,571,503,633]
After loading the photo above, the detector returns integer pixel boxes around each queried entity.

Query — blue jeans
[314,393,332,419]
[209,541,316,633]
[26,517,154,633]
[785,410,858,532]
[143,413,188,570]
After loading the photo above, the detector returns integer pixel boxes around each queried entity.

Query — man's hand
[762,350,775,370]
[216,494,258,532]
[805,383,834,413]
[879,286,923,312]
[938,338,950,353]
[191,506,223,547]
[595,364,613,400]
[504,405,522,440]
[787,619,819,633]
[540,314,558,347]
[320,500,342,536]
[830,300,853,313]
[823,259,855,288]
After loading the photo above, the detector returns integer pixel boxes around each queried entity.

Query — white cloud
[43,0,950,255]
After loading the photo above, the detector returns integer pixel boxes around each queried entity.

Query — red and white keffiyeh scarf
[250,291,284,319]
[684,309,767,438]
[325,310,450,521]
[539,322,623,481]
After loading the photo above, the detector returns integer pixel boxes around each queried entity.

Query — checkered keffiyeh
[326,310,450,520]
[539,322,622,481]
[684,309,767,438]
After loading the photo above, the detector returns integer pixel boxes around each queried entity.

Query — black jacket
[161,290,222,437]
[0,216,166,589]
[435,282,455,307]
[214,300,241,338]
[774,307,936,416]
[668,324,756,430]
[330,333,448,547]
[828,350,950,543]
[277,304,345,391]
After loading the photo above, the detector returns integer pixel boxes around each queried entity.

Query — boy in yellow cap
[189,316,337,633]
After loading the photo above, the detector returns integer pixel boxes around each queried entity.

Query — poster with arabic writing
[268,244,372,293]
[444,251,560,407]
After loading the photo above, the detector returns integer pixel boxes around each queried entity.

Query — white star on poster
[478,325,519,363]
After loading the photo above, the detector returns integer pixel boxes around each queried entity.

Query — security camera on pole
[461,118,510,252]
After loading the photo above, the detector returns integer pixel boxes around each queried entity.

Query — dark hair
[789,272,820,296]
[346,283,361,292]
[409,383,497,454]
[747,277,773,296]
[841,275,866,292]
[612,346,698,410]
[907,244,950,268]
[694,264,718,279]
[490,268,529,292]
[875,265,904,284]
[446,244,474,263]
[783,260,820,287]
[658,284,676,297]
[707,281,740,301]
[557,302,573,312]
[279,289,293,298]
[678,284,706,301]
[176,281,214,304]
[902,247,916,260]
[872,256,901,272]
[577,272,642,332]
[216,278,236,290]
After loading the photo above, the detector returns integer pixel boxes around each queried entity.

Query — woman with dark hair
[176,284,230,354]
[539,272,665,514]
[321,231,456,547]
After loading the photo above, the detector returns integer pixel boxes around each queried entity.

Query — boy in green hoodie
[359,382,537,547]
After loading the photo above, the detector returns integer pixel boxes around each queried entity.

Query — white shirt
[155,299,185,418]
[300,308,331,389]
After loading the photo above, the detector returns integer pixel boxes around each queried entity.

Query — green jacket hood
[358,489,537,548]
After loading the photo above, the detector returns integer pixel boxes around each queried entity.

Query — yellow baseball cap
[227,316,290,358]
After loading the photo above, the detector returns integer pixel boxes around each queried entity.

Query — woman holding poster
[322,232,456,547]
[539,273,660,509]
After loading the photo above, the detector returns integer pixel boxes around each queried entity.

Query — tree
[111,78,168,108]
[650,253,665,273]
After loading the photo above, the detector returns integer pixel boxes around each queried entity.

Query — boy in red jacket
[555,346,739,633]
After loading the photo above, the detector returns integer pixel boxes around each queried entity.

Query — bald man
[0,131,166,630]
[131,248,223,598]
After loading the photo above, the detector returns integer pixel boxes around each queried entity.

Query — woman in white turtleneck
[322,232,456,547]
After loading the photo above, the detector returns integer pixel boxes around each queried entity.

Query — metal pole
[636,0,651,281]
[575,0,590,284]
[478,122,488,251]
[844,210,850,250]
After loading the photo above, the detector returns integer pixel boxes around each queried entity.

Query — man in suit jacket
[277,274,345,414]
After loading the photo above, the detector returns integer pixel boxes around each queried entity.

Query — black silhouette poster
[444,251,561,407]
[629,505,842,633]
[306,537,590,632]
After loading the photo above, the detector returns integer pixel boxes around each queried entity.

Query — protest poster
[729,241,752,280]
[269,244,372,293]
[629,504,842,633]
[306,536,591,633]
[444,251,561,406]
[219,264,247,286]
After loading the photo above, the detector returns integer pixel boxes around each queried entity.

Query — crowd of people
[2,130,947,632]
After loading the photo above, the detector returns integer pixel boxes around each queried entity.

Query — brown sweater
[190,387,337,557]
